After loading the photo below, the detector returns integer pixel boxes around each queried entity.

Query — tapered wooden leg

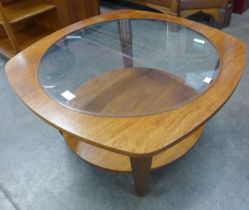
[130,156,152,196]
[118,19,133,68]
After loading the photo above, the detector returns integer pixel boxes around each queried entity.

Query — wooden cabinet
[233,0,249,13]
[0,0,100,58]
[122,0,233,28]
[47,0,100,27]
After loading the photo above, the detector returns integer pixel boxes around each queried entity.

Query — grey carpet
[0,2,249,210]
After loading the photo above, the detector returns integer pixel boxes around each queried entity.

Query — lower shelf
[63,126,204,172]
[0,24,53,58]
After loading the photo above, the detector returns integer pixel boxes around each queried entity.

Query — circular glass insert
[39,19,220,117]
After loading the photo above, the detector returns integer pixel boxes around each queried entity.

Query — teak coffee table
[6,10,246,196]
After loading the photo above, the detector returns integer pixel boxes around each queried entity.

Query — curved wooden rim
[5,10,247,157]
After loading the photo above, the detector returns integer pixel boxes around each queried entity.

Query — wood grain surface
[5,10,247,157]
[71,67,198,117]
[63,126,204,172]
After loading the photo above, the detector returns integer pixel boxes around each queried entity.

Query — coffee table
[5,10,246,196]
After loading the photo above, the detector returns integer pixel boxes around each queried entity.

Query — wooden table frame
[6,10,246,196]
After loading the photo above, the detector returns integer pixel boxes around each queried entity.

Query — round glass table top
[39,18,220,117]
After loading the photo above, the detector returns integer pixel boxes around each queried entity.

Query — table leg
[58,130,63,136]
[130,156,152,196]
[118,19,133,68]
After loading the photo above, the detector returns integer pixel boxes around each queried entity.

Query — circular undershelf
[63,126,204,172]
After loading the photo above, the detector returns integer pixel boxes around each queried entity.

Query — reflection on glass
[39,19,220,117]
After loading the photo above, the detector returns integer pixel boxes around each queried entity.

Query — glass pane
[39,19,219,117]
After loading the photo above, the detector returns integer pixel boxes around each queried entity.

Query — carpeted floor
[0,1,249,210]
